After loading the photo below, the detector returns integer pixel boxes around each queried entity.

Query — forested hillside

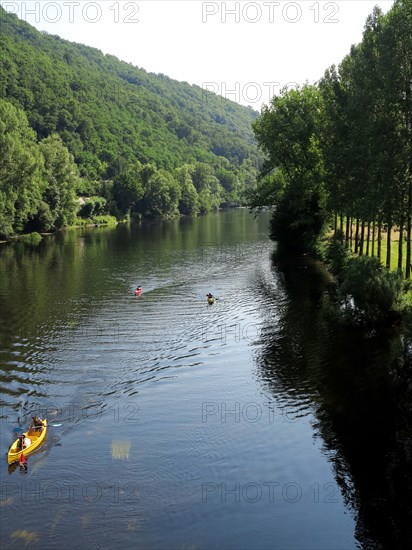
[0,7,261,237]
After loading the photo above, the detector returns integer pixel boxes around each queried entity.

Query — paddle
[13,421,60,433]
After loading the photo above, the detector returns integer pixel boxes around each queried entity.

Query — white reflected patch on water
[111,440,131,461]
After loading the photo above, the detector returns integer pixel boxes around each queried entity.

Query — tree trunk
[340,212,344,241]
[354,218,360,254]
[333,212,338,236]
[350,217,354,252]
[346,216,350,245]
[405,78,412,279]
[406,163,412,278]
[372,219,376,257]
[377,220,382,260]
[359,220,365,256]
[398,218,404,272]
[366,222,371,256]
[406,212,411,279]
[386,224,392,270]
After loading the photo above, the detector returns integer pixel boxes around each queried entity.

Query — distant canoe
[207,297,215,305]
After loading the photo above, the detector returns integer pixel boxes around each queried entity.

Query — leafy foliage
[252,85,328,251]
[0,98,45,236]
[112,162,144,216]
[78,196,107,219]
[339,256,404,323]
[140,169,181,217]
[250,1,412,277]
[175,166,199,215]
[322,233,350,280]
[0,6,262,235]
[38,134,78,229]
[249,0,412,322]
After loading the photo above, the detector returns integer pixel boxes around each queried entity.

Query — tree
[0,98,44,237]
[141,168,181,217]
[252,85,328,251]
[244,169,286,212]
[175,165,199,215]
[78,196,107,218]
[112,161,144,216]
[318,65,352,239]
[37,134,78,229]
[381,0,412,276]
[192,163,224,212]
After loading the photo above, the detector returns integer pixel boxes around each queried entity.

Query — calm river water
[1,209,412,549]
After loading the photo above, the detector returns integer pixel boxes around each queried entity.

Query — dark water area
[1,210,412,549]
[259,254,412,548]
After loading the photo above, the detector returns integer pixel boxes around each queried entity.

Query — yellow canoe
[7,419,48,464]
[207,297,215,305]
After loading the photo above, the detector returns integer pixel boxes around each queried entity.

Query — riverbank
[0,207,241,246]
[315,231,412,328]
[0,215,120,246]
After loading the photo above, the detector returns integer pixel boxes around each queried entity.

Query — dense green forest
[0,7,261,238]
[250,0,411,320]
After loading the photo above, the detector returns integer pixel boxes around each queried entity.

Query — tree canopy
[250,0,412,277]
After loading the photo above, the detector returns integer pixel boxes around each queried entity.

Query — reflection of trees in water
[257,252,412,548]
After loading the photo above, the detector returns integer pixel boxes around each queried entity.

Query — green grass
[325,224,412,317]
[348,235,409,272]
[337,221,410,273]
[72,215,118,227]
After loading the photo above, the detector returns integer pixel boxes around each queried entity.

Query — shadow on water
[257,251,412,549]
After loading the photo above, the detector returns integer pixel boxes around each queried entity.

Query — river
[1,209,412,549]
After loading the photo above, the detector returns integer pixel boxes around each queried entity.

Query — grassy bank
[318,230,412,327]
[70,215,119,228]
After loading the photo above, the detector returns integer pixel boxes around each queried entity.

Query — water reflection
[111,440,131,460]
[258,251,412,548]
[10,530,40,545]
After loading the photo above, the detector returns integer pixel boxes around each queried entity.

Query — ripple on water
[0,213,365,549]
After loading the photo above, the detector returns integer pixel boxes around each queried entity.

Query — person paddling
[30,416,44,432]
[206,293,216,304]
[17,434,24,451]
[134,286,142,296]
